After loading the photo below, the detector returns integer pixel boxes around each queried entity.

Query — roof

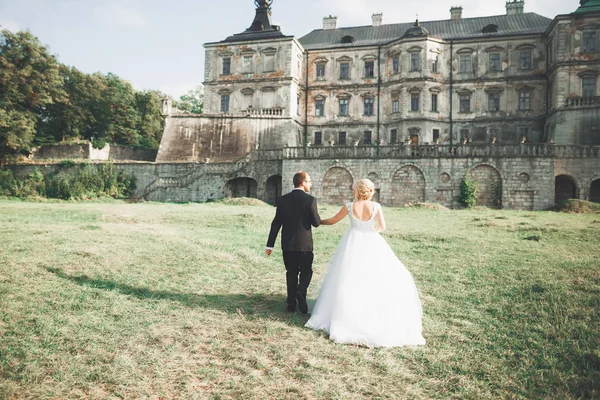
[299,13,552,50]
[574,0,600,14]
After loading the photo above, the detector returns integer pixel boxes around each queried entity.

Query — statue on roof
[255,0,273,7]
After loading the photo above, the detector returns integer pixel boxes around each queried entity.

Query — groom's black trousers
[282,251,314,306]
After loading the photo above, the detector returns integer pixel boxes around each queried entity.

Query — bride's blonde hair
[353,179,375,201]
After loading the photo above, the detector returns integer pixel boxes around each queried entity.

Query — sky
[0,0,576,99]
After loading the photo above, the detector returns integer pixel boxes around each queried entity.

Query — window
[489,53,501,72]
[518,91,531,111]
[264,54,275,72]
[411,93,420,111]
[340,63,350,79]
[339,98,349,116]
[316,64,325,80]
[365,61,374,78]
[243,56,253,73]
[460,94,471,113]
[519,51,532,70]
[583,31,596,52]
[338,131,347,145]
[459,55,472,73]
[244,93,253,109]
[392,56,400,74]
[220,95,230,112]
[363,131,372,144]
[460,129,469,142]
[364,98,374,116]
[315,99,324,116]
[488,92,500,112]
[296,96,300,115]
[548,39,554,64]
[517,127,529,140]
[583,77,596,97]
[432,57,438,73]
[314,132,322,145]
[410,53,420,72]
[390,129,397,144]
[431,94,438,112]
[392,95,399,113]
[433,129,440,143]
[222,57,231,75]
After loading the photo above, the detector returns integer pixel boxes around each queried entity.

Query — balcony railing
[244,107,284,116]
[565,96,600,107]
[249,144,600,160]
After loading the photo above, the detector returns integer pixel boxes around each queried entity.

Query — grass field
[0,198,598,399]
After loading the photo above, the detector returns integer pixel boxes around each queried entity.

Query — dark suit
[267,189,321,307]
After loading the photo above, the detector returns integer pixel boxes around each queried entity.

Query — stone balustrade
[565,96,600,107]
[244,107,284,116]
[250,144,600,160]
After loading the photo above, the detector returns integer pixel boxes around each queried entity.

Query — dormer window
[482,24,498,34]
[341,35,355,44]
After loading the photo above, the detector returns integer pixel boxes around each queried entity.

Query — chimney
[323,15,338,30]
[450,6,463,20]
[506,0,525,15]
[372,13,383,27]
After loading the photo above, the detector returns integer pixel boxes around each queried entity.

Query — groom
[265,171,321,313]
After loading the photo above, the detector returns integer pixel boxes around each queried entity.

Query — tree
[100,73,141,147]
[135,90,165,149]
[0,30,66,159]
[175,86,203,114]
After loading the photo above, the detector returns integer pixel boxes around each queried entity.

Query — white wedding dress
[305,202,426,347]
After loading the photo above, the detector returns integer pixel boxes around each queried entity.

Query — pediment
[261,47,278,55]
[485,46,504,53]
[336,56,353,63]
[408,46,423,53]
[457,47,475,54]
[516,44,535,51]
[313,57,329,64]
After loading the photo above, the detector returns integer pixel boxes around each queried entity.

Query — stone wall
[7,146,600,210]
[31,143,156,162]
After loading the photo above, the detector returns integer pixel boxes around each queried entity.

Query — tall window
[411,93,420,111]
[220,95,230,112]
[264,54,275,72]
[338,131,347,145]
[390,129,397,144]
[316,64,325,80]
[365,61,374,78]
[340,63,350,79]
[433,129,440,143]
[517,127,529,140]
[488,92,500,112]
[243,56,253,73]
[459,55,472,73]
[363,131,372,144]
[459,94,471,113]
[410,53,420,72]
[489,53,501,72]
[431,94,438,112]
[244,93,253,109]
[314,132,322,145]
[392,95,399,113]
[315,99,324,116]
[583,77,596,97]
[518,91,531,111]
[392,56,400,74]
[222,57,231,75]
[460,129,469,142]
[519,51,532,70]
[548,39,554,64]
[583,31,597,52]
[364,98,374,116]
[339,98,349,116]
[432,57,438,73]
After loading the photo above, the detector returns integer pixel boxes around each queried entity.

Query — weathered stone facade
[151,0,600,209]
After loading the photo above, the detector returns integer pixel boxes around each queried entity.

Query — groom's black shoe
[286,302,296,313]
[296,291,308,314]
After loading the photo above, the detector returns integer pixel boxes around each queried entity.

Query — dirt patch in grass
[409,202,449,211]
[215,197,270,206]
[552,199,600,214]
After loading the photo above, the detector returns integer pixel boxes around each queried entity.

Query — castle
[150,0,600,210]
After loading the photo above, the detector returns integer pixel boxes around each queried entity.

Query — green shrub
[460,174,478,209]
[0,163,133,200]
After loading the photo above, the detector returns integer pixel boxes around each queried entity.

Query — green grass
[0,199,598,399]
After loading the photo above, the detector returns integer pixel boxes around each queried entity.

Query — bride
[305,179,426,348]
